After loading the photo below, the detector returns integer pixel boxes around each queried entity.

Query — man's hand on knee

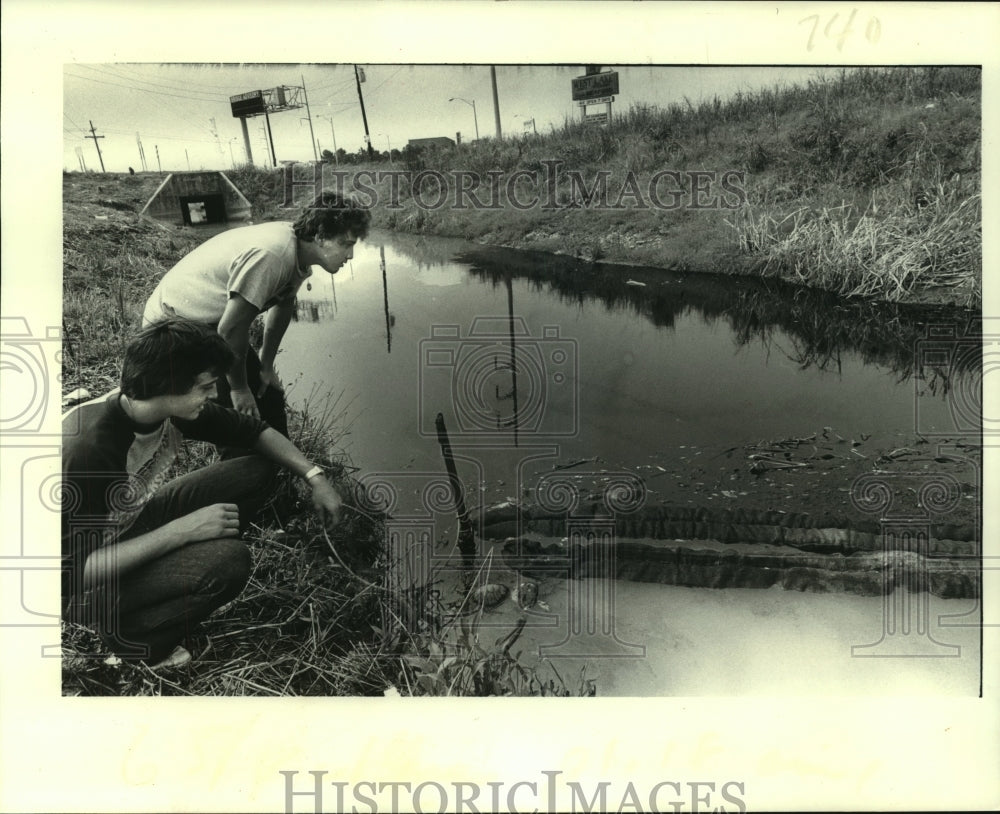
[172,503,241,543]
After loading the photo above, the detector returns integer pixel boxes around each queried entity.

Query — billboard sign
[572,71,620,101]
[230,90,266,118]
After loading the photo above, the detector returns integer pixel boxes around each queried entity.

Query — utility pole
[185,149,191,171]
[490,67,502,139]
[264,112,277,167]
[86,120,106,172]
[75,146,87,172]
[301,74,318,162]
[354,65,374,160]
[135,132,148,171]
[155,144,161,174]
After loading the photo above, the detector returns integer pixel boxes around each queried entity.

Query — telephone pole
[135,132,148,171]
[490,67,502,139]
[86,120,106,172]
[354,65,374,160]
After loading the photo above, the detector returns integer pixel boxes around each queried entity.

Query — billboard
[572,71,620,101]
[230,90,266,118]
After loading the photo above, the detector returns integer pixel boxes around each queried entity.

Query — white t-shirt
[142,222,312,326]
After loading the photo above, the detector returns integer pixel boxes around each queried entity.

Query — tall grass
[730,179,980,305]
[322,66,981,304]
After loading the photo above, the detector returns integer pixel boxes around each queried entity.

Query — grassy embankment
[61,174,585,697]
[268,66,982,307]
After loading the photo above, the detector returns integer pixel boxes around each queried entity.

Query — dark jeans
[214,347,288,458]
[74,455,276,663]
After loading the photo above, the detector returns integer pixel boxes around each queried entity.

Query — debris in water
[467,583,509,611]
[511,581,539,610]
[625,279,646,287]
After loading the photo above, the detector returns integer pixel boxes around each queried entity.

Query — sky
[62,64,843,172]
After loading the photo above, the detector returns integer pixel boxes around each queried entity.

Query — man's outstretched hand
[257,365,284,398]
[309,477,343,527]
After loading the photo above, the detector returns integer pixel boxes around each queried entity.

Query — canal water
[280,229,981,695]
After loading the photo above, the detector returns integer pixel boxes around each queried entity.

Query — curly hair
[293,191,372,243]
[121,319,235,399]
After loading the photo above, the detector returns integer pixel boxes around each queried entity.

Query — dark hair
[293,191,372,243]
[121,319,234,399]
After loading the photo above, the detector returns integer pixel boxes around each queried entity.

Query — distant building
[406,137,456,150]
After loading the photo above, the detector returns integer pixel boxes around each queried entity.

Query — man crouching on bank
[62,319,342,669]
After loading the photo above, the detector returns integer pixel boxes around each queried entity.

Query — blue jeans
[73,455,276,663]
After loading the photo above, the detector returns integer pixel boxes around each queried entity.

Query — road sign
[230,90,266,118]
[578,96,615,106]
[572,71,620,101]
[584,112,609,125]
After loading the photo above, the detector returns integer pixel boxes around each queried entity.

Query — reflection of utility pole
[506,271,519,446]
[354,65,374,160]
[381,245,391,354]
[86,120,106,172]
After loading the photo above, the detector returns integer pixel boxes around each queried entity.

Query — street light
[377,133,392,164]
[318,113,339,165]
[449,97,479,141]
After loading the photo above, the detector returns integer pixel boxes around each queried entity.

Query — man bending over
[142,192,371,437]
[62,319,343,668]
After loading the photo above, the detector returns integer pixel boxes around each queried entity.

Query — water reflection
[294,298,335,323]
[380,245,393,354]
[453,246,980,386]
[284,230,980,479]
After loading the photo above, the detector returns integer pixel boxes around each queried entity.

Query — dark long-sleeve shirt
[61,391,268,610]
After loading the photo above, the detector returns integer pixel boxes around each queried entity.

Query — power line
[102,63,251,94]
[72,64,232,99]
[63,112,88,133]
[64,70,229,104]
